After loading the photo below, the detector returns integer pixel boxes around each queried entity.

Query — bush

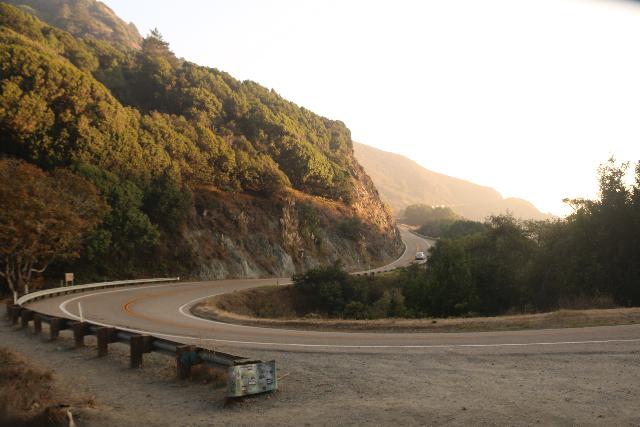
[143,168,193,231]
[293,262,349,314]
[344,301,369,319]
[337,217,365,241]
[404,204,458,226]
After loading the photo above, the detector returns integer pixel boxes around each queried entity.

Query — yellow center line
[121,288,215,331]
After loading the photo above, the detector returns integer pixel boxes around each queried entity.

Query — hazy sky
[103,0,640,216]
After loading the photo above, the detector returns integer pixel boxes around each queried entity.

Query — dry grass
[213,285,308,319]
[194,285,640,333]
[189,364,228,388]
[558,294,617,310]
[0,348,70,427]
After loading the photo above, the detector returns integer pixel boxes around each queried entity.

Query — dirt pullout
[193,285,640,333]
[2,314,640,426]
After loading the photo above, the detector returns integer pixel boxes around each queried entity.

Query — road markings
[54,284,640,350]
[47,229,640,351]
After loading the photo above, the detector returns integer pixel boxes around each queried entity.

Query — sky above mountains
[103,0,640,216]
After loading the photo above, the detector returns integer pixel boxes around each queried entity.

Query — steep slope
[353,142,551,221]
[0,2,401,281]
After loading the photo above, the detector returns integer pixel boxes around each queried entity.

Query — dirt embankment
[0,347,96,426]
[193,285,640,333]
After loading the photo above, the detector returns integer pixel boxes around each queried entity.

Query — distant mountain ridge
[353,142,551,221]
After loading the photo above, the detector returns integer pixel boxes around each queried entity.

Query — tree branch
[30,260,51,274]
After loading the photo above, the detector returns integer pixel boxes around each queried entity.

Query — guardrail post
[72,322,89,348]
[130,335,148,368]
[130,335,154,368]
[5,300,12,319]
[97,327,116,357]
[33,314,42,334]
[49,317,62,340]
[20,309,34,329]
[10,305,22,325]
[176,345,197,380]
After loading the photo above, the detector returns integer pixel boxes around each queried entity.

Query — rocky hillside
[354,142,551,221]
[0,2,401,282]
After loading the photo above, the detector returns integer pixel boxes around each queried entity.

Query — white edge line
[38,229,640,351]
[52,284,640,350]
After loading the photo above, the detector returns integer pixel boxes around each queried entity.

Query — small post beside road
[72,322,89,348]
[96,327,116,357]
[20,309,33,329]
[64,272,74,287]
[5,300,13,319]
[10,305,22,325]
[130,335,153,368]
[176,345,197,379]
[49,317,62,340]
[33,314,42,334]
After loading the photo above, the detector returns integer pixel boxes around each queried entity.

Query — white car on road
[415,251,426,261]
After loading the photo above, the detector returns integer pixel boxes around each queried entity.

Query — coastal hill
[353,142,551,221]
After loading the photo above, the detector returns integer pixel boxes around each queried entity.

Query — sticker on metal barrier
[227,360,277,397]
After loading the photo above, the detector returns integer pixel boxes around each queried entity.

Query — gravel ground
[1,321,639,426]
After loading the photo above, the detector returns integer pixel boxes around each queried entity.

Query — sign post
[64,273,74,286]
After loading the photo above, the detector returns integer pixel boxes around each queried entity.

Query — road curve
[25,226,640,354]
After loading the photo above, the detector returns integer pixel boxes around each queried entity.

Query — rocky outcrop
[178,184,402,280]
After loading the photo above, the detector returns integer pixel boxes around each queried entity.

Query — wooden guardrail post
[72,322,89,348]
[20,309,34,329]
[130,335,154,368]
[96,327,116,357]
[176,345,197,379]
[33,314,42,334]
[9,305,22,325]
[49,317,62,340]
[130,335,143,368]
[5,300,13,319]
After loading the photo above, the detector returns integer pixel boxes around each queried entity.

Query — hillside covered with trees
[0,1,401,294]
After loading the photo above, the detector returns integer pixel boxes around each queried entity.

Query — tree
[293,261,350,314]
[403,204,459,227]
[0,159,108,295]
[144,167,192,231]
[76,164,159,267]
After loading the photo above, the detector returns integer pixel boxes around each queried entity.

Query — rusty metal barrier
[6,279,277,398]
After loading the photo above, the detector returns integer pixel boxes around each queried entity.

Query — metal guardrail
[406,228,440,241]
[6,278,271,397]
[351,239,408,277]
[16,277,181,305]
[350,228,434,276]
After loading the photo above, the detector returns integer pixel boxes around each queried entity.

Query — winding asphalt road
[25,226,640,354]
